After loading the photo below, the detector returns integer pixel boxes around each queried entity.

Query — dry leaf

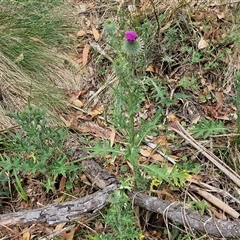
[59,176,67,191]
[72,99,84,108]
[88,2,95,8]
[82,43,90,66]
[191,115,201,124]
[198,37,209,50]
[215,91,224,112]
[53,196,63,203]
[91,25,100,41]
[77,30,87,37]
[67,89,88,101]
[151,153,164,161]
[155,136,168,146]
[156,190,175,201]
[216,91,224,105]
[55,223,66,231]
[203,84,215,94]
[146,65,155,72]
[108,127,116,147]
[78,122,107,137]
[23,230,31,240]
[193,13,204,21]
[167,113,180,122]
[140,148,152,157]
[215,115,230,121]
[96,117,106,128]
[78,122,122,142]
[140,147,164,161]
[60,226,77,240]
[59,115,74,127]
[217,12,225,19]
[88,106,104,116]
[68,91,81,101]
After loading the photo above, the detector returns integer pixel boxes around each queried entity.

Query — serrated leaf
[141,164,171,184]
[190,118,228,139]
[142,163,189,187]
[170,165,190,186]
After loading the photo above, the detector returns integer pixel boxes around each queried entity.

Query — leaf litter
[1,0,240,239]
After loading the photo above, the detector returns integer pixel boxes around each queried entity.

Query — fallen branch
[0,183,117,226]
[130,191,240,238]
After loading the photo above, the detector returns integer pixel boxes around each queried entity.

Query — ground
[1,0,240,239]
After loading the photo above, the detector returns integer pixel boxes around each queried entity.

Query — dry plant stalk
[170,121,240,188]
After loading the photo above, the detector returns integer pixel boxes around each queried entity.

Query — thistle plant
[1,105,83,196]
[89,18,194,240]
[89,20,191,190]
[102,26,160,186]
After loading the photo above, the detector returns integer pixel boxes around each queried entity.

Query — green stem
[126,84,140,183]
[128,95,135,146]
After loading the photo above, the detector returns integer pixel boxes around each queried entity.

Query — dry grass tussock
[0,0,87,130]
[0,50,84,130]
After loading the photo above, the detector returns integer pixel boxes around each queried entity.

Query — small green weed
[145,77,173,106]
[1,105,82,196]
[87,179,140,240]
[178,76,199,91]
[188,200,208,216]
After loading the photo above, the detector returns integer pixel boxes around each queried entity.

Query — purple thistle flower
[125,30,138,42]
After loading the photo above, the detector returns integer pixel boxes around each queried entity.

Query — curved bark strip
[81,159,120,189]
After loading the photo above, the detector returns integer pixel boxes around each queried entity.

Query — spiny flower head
[123,30,144,55]
[104,19,117,34]
[125,30,138,42]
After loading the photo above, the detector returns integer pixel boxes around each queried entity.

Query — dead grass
[0,1,89,129]
[0,50,86,129]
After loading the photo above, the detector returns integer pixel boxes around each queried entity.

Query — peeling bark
[0,184,117,226]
